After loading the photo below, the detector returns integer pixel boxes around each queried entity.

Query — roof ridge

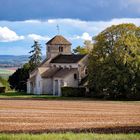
[50,54,87,63]
[46,35,71,45]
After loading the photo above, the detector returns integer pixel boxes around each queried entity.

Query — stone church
[27,35,88,96]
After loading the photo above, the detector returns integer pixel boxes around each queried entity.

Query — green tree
[8,63,30,92]
[0,76,10,91]
[88,23,140,100]
[8,41,42,92]
[73,46,87,54]
[29,41,42,71]
[73,40,93,54]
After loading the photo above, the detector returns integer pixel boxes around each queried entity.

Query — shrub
[0,87,6,93]
[0,76,10,91]
[61,87,86,97]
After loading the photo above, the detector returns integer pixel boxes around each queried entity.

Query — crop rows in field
[0,100,140,133]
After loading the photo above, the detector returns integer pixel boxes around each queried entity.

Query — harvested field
[0,99,140,133]
[0,68,16,78]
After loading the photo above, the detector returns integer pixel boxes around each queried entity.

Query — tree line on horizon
[8,23,140,100]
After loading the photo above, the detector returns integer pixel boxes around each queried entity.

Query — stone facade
[27,35,88,96]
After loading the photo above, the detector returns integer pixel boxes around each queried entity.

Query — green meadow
[0,133,140,140]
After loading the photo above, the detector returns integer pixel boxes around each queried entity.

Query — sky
[0,0,140,55]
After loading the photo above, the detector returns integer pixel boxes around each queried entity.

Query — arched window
[74,73,77,80]
[59,46,63,52]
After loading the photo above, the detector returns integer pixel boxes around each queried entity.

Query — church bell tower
[46,35,72,59]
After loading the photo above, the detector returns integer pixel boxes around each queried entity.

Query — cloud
[1,18,140,42]
[22,18,140,34]
[0,17,140,55]
[27,34,50,41]
[47,18,140,35]
[125,0,140,4]
[0,26,24,42]
[70,32,92,41]
[24,20,42,24]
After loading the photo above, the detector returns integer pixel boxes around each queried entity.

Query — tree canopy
[73,40,93,54]
[8,41,42,92]
[88,23,140,99]
[8,63,30,92]
[29,41,42,71]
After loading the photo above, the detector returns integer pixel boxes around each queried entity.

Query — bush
[0,87,6,93]
[127,92,140,100]
[0,76,10,91]
[8,63,30,92]
[61,87,86,97]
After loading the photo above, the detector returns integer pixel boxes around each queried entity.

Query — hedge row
[61,87,86,97]
[0,87,6,93]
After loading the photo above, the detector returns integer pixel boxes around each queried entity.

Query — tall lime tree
[29,41,42,71]
[88,23,140,99]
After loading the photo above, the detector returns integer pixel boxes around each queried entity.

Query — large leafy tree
[73,40,93,54]
[88,23,140,99]
[29,41,42,71]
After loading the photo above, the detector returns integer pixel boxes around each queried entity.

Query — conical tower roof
[46,35,71,45]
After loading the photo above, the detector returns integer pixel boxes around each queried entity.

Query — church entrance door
[55,80,59,96]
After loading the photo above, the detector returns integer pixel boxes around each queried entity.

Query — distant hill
[0,55,45,68]
[0,55,29,67]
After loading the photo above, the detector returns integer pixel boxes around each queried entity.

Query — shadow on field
[0,126,140,134]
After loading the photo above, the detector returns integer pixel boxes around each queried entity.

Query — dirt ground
[0,99,140,133]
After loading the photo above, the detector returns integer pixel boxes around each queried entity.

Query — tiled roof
[50,54,86,63]
[54,68,77,78]
[41,68,77,79]
[29,75,36,82]
[38,67,47,74]
[41,68,60,78]
[46,35,71,45]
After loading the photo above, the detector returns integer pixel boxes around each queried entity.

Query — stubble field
[0,99,140,133]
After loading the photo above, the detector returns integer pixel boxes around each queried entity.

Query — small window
[74,73,77,80]
[61,47,63,52]
[59,46,63,52]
